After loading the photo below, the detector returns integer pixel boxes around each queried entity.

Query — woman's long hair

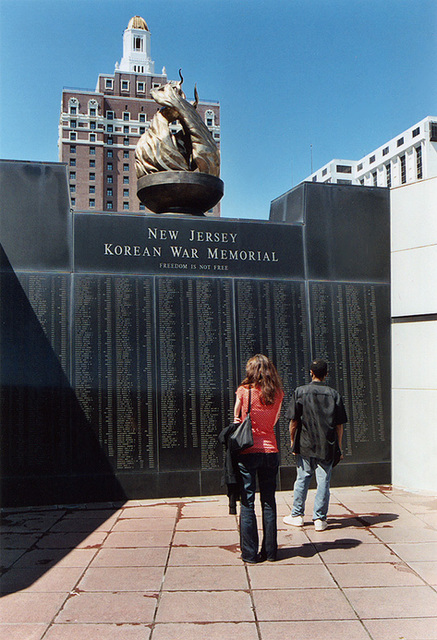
[241,354,282,405]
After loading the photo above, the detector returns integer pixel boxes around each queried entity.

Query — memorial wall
[0,161,391,507]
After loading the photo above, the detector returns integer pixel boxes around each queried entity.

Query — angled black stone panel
[304,183,390,282]
[308,281,391,464]
[0,160,72,272]
[270,182,390,283]
[0,245,126,507]
[270,183,305,223]
[270,181,391,486]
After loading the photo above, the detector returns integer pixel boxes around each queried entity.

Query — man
[283,358,347,531]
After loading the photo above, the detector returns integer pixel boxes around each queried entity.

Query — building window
[89,199,95,207]
[89,146,96,155]
[71,198,76,206]
[69,158,76,166]
[139,113,146,122]
[385,163,391,188]
[105,78,114,90]
[336,165,352,173]
[213,132,220,140]
[107,175,113,183]
[397,137,404,147]
[123,202,129,210]
[70,145,76,153]
[369,155,375,164]
[89,159,95,167]
[312,176,317,182]
[69,98,78,114]
[382,146,389,156]
[152,83,161,89]
[88,99,98,114]
[107,150,113,158]
[107,188,113,196]
[137,82,145,92]
[70,185,76,193]
[139,204,145,210]
[416,145,423,180]
[123,151,129,159]
[430,122,437,142]
[357,163,363,172]
[400,155,406,184]
[412,127,420,138]
[121,81,129,92]
[123,112,130,121]
[90,134,96,142]
[134,36,143,51]
[106,111,114,121]
[123,189,129,197]
[70,132,76,140]
[106,201,113,210]
[107,163,113,171]
[123,176,129,184]
[322,168,327,176]
[205,110,214,127]
[123,163,129,171]
[90,121,96,130]
[107,136,113,145]
[89,172,96,181]
[89,185,95,193]
[107,124,113,133]
[124,126,129,134]
[123,138,130,146]
[69,172,76,180]
[70,120,77,128]
[372,171,377,186]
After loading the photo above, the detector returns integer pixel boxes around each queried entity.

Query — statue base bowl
[137,172,224,216]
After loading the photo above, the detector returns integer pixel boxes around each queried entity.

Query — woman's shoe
[240,554,259,564]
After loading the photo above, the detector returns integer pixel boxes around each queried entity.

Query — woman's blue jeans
[237,452,279,562]
[292,455,333,521]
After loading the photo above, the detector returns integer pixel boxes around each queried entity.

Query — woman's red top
[235,384,284,454]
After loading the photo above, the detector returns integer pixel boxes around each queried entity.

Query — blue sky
[0,0,436,219]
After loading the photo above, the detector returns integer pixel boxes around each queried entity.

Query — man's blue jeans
[238,452,279,562]
[292,455,333,521]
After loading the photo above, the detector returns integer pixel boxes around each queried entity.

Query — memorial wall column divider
[152,275,160,474]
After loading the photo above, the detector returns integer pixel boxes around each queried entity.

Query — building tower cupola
[128,16,149,30]
[118,15,154,74]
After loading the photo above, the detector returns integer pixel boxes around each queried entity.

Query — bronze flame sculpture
[135,71,223,215]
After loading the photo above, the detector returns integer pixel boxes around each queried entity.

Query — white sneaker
[314,519,328,531]
[283,514,304,527]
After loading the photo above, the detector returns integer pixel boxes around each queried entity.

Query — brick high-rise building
[58,16,221,215]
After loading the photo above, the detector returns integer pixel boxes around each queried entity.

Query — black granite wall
[0,163,390,507]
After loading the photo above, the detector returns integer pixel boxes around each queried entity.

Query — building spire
[118,16,154,74]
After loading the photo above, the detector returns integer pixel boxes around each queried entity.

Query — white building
[391,176,437,494]
[305,116,437,189]
[303,116,437,494]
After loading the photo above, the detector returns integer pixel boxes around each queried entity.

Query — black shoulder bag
[228,387,254,453]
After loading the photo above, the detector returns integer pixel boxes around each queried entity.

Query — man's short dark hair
[310,358,328,379]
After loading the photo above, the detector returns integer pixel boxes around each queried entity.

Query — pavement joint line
[148,500,184,638]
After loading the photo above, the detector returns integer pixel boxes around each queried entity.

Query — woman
[234,354,284,563]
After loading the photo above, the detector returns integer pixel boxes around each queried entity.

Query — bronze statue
[135,72,220,178]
